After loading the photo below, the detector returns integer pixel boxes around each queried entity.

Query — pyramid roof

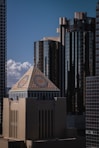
[10,66,60,92]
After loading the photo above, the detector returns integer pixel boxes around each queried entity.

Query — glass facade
[0,0,6,134]
[34,41,43,72]
[43,41,49,77]
[34,14,95,114]
[34,40,59,89]
[65,14,95,114]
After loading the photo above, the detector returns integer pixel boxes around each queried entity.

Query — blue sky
[7,0,98,87]
[7,0,97,64]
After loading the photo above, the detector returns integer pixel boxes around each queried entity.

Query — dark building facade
[34,14,95,114]
[96,0,99,76]
[86,76,99,147]
[59,12,95,114]
[0,0,7,134]
[86,1,99,147]
[58,17,67,97]
[34,13,95,114]
[34,38,60,90]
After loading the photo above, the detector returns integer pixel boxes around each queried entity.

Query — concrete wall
[3,98,26,140]
[26,97,66,140]
[0,138,26,148]
[32,137,85,148]
[26,98,55,140]
[3,97,66,142]
[17,98,26,140]
[0,138,8,148]
[54,97,66,138]
[8,141,26,148]
[26,98,39,140]
[3,98,10,138]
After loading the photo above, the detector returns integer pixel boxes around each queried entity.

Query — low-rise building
[1,66,66,148]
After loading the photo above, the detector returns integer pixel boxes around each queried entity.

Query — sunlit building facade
[0,0,7,134]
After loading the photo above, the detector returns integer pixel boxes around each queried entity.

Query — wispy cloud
[7,59,32,87]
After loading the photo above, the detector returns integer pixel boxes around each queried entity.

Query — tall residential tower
[0,0,7,134]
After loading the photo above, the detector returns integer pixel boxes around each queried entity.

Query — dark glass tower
[60,12,95,114]
[59,17,67,97]
[0,0,7,134]
[34,38,60,89]
[34,13,95,114]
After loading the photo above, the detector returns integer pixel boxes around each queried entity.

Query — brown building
[0,66,67,148]
[3,97,66,141]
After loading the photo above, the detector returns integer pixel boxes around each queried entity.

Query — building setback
[0,0,7,134]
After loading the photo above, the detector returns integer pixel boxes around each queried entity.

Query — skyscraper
[86,76,99,147]
[86,0,99,147]
[96,0,99,76]
[58,12,95,114]
[58,17,67,97]
[34,13,95,114]
[34,37,60,89]
[0,0,6,134]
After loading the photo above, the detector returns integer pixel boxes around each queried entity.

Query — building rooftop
[42,36,60,42]
[9,66,60,92]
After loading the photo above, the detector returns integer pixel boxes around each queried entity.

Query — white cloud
[7,59,32,87]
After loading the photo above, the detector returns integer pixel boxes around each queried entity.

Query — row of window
[9,91,60,100]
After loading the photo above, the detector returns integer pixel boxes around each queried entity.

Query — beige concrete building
[0,66,66,148]
[9,66,60,100]
[0,137,25,148]
[3,97,66,141]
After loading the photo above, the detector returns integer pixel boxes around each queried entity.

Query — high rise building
[34,37,60,89]
[96,0,99,76]
[86,76,99,147]
[0,0,7,134]
[58,12,95,114]
[86,0,99,147]
[34,13,95,114]
[58,17,67,97]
